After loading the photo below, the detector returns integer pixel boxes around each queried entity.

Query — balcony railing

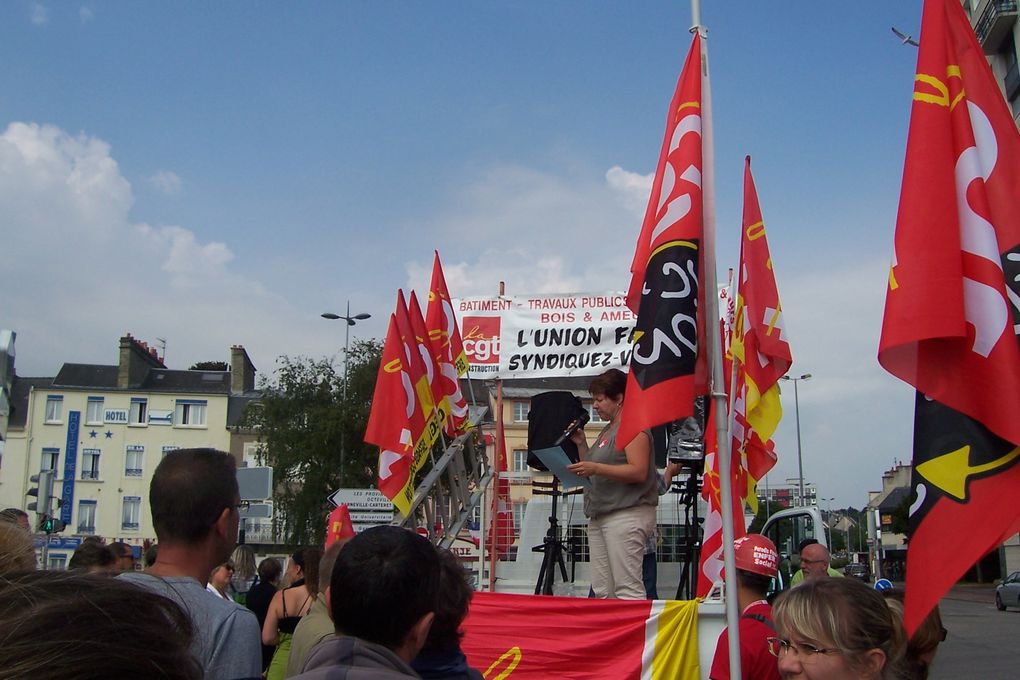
[242,523,287,544]
[975,0,1018,53]
[121,522,139,531]
[78,524,95,535]
[125,468,143,477]
[80,470,100,481]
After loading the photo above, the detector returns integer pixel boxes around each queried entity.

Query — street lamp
[322,302,372,484]
[780,373,812,506]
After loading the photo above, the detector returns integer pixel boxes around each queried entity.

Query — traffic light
[39,516,66,534]
[27,469,54,515]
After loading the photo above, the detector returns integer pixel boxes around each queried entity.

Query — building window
[78,500,97,534]
[129,398,147,425]
[512,501,527,534]
[512,449,530,473]
[47,555,67,571]
[41,448,60,472]
[513,402,529,422]
[161,445,180,460]
[175,400,207,427]
[125,445,144,477]
[122,496,141,530]
[86,397,104,425]
[81,449,101,480]
[45,395,63,423]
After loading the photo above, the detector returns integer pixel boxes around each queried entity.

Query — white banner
[453,292,636,379]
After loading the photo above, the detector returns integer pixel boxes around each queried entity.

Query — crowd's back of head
[150,448,238,543]
[330,525,440,650]
[0,570,202,680]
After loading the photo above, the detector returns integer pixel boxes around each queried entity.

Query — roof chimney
[118,334,166,389]
[230,345,256,395]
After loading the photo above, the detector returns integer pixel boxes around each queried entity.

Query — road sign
[237,467,273,500]
[350,511,394,523]
[327,488,393,511]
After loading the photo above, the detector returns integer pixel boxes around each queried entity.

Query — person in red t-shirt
[710,534,781,680]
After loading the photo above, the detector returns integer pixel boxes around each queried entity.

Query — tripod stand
[531,478,576,595]
[672,459,704,600]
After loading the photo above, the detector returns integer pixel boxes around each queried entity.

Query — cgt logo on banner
[461,315,502,372]
[454,293,637,379]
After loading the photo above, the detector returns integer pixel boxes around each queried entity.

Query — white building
[0,334,259,568]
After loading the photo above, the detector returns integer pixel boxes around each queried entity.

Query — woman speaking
[567,368,657,599]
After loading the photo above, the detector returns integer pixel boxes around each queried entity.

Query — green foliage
[240,340,382,546]
[890,494,911,536]
[189,360,229,371]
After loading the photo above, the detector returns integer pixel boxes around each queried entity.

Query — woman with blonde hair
[228,544,257,603]
[770,577,906,680]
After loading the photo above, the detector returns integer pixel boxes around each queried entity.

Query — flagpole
[489,280,507,591]
[693,2,743,678]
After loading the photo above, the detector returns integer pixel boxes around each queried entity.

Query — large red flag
[619,34,707,447]
[425,252,471,434]
[365,315,418,515]
[730,157,792,509]
[878,0,1020,634]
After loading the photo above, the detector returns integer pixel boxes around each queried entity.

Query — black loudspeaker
[527,391,587,471]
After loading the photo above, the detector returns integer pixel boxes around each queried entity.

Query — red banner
[425,251,471,433]
[461,592,699,680]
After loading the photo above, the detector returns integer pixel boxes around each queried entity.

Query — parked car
[995,571,1020,611]
[844,563,870,581]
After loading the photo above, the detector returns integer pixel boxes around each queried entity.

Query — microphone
[553,410,590,447]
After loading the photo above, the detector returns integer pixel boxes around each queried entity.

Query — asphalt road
[929,586,1019,679]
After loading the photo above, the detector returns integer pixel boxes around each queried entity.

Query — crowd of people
[0,448,481,680]
[0,398,947,680]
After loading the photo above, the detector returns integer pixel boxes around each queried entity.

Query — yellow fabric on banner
[644,600,700,680]
[745,381,782,444]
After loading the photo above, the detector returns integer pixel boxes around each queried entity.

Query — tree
[239,339,382,545]
[190,360,228,371]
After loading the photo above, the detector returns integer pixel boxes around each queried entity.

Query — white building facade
[0,334,258,568]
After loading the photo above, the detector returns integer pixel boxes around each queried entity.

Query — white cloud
[30,2,48,25]
[1,121,331,380]
[605,165,653,215]
[79,5,94,23]
[148,169,182,195]
[406,163,646,297]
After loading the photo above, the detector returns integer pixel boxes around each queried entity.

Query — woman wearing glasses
[769,578,906,680]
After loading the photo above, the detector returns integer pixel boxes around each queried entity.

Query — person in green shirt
[790,539,843,585]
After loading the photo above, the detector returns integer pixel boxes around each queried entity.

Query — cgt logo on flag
[630,239,699,389]
[462,316,501,365]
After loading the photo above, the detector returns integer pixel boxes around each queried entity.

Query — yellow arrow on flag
[916,444,1020,501]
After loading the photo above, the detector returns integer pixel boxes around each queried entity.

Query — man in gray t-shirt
[119,448,261,680]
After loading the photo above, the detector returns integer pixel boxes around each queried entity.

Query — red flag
[396,290,441,449]
[488,416,515,560]
[878,0,1020,634]
[325,504,356,547]
[619,34,707,447]
[425,252,471,434]
[697,294,748,597]
[409,291,451,435]
[427,251,470,377]
[730,158,792,508]
[365,314,418,514]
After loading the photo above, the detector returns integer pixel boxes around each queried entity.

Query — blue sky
[2,1,929,507]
